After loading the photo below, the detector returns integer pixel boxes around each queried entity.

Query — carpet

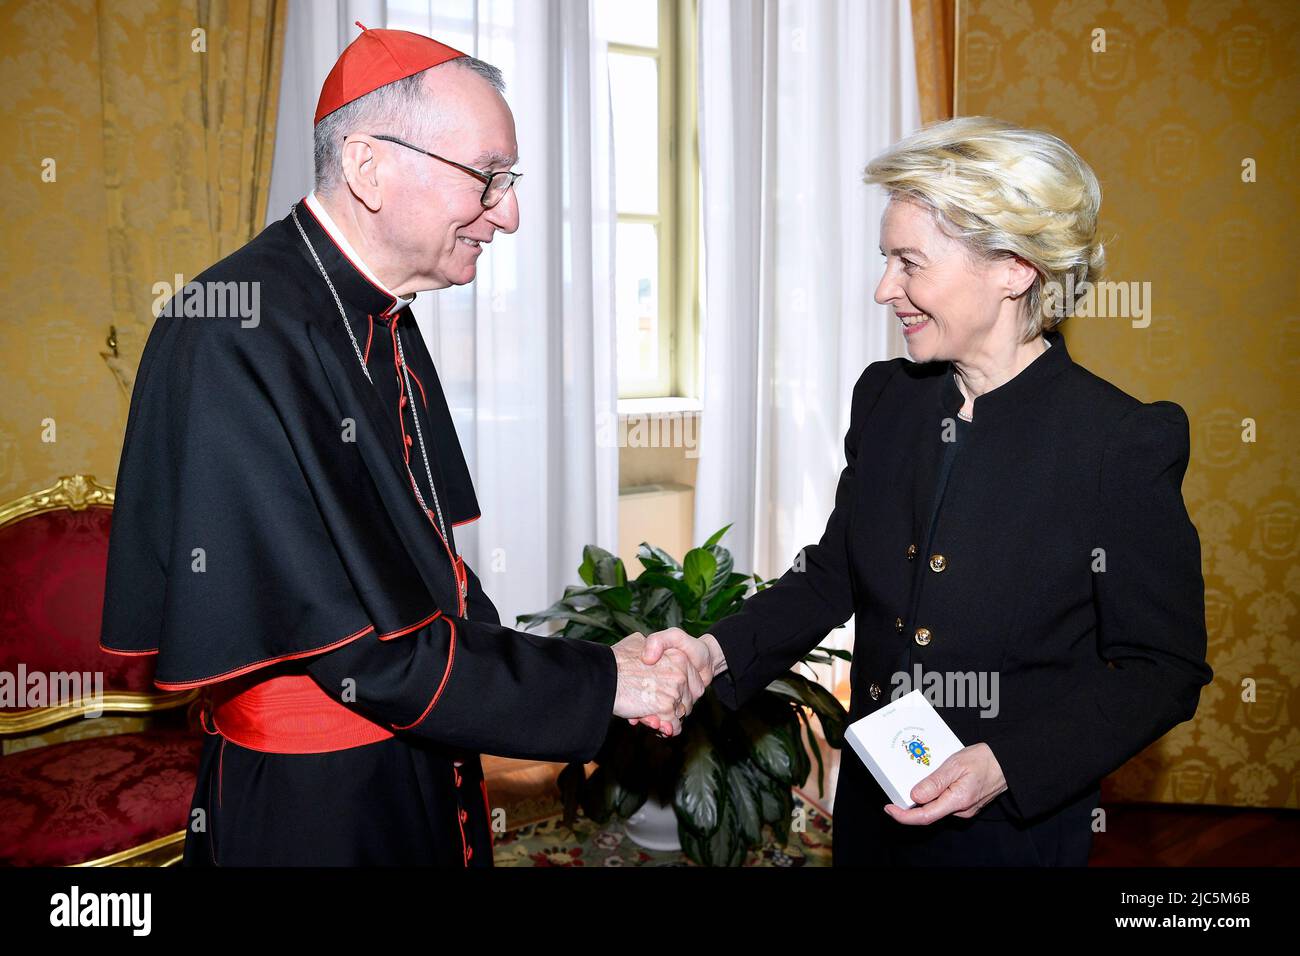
[492,793,833,867]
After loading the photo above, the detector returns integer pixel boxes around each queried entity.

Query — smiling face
[376,65,520,291]
[874,197,1032,364]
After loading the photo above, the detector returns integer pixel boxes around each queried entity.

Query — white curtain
[694,0,921,683]
[265,0,386,224]
[266,0,619,627]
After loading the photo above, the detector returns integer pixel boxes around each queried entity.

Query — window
[600,0,700,399]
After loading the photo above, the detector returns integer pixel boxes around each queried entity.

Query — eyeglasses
[353,133,522,208]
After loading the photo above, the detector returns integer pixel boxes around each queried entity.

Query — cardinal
[101,23,703,866]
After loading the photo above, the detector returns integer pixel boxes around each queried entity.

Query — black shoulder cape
[101,202,481,689]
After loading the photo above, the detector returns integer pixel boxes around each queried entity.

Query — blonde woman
[641,117,1212,866]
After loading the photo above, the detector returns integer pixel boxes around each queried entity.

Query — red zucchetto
[314,21,467,125]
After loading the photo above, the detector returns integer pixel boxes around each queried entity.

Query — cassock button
[400,395,407,407]
[404,434,413,447]
[869,682,882,701]
[894,617,904,633]
[906,544,917,561]
[914,627,932,646]
[929,554,947,573]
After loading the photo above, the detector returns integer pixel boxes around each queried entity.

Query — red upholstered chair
[0,475,201,866]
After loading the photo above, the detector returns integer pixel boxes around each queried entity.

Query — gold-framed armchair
[0,475,201,867]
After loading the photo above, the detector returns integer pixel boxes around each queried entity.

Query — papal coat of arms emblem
[904,734,931,767]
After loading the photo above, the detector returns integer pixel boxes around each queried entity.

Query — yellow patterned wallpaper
[0,0,284,503]
[957,0,1299,809]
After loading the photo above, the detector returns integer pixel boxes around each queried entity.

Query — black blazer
[709,329,1212,827]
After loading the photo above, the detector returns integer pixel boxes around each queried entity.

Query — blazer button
[914,627,932,646]
[906,544,917,561]
[869,682,881,700]
[894,617,904,633]
[929,554,947,573]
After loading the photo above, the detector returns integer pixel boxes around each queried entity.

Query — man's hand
[883,742,1008,824]
[611,633,693,737]
[627,628,727,733]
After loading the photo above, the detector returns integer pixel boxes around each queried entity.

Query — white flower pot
[624,796,682,852]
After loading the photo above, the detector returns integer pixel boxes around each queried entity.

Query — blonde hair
[863,116,1105,339]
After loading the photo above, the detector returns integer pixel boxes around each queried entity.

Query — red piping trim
[455,776,470,867]
[218,737,226,810]
[415,480,467,616]
[151,623,376,690]
[391,321,413,466]
[452,514,481,528]
[103,606,446,670]
[299,199,400,316]
[99,644,158,656]
[363,314,374,364]
[404,362,428,410]
[377,609,442,642]
[209,795,218,865]
[481,778,495,850]
[393,616,455,730]
[388,320,468,617]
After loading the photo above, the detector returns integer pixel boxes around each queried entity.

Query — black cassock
[101,200,617,866]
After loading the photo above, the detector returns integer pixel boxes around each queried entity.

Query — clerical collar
[304,191,415,315]
[941,329,1070,422]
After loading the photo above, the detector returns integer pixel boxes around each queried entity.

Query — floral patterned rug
[492,794,832,867]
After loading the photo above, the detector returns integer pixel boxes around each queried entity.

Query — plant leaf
[579,764,613,823]
[674,721,726,838]
[578,551,596,585]
[637,543,682,573]
[516,606,618,635]
[735,702,799,786]
[681,798,746,867]
[563,622,619,645]
[769,787,795,843]
[637,571,695,610]
[613,780,648,818]
[701,545,734,606]
[663,600,684,628]
[800,646,854,668]
[765,673,849,747]
[682,548,717,601]
[795,705,827,798]
[582,545,623,587]
[746,761,787,826]
[701,524,732,550]
[611,610,652,636]
[592,585,634,613]
[704,583,748,621]
[726,762,763,846]
[557,761,585,827]
[638,586,677,621]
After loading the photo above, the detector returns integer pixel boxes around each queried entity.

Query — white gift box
[844,689,966,808]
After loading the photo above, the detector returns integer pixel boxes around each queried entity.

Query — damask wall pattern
[957,0,1299,808]
[0,0,284,503]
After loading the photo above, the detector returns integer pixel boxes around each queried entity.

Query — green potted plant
[517,526,851,866]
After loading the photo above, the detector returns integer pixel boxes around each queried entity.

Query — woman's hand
[883,742,1008,824]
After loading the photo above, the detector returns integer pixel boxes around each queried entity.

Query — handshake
[610,628,728,737]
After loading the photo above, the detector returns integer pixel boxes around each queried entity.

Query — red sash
[206,673,394,753]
